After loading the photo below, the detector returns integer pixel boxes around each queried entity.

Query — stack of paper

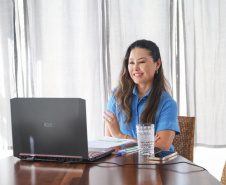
[88,136,136,149]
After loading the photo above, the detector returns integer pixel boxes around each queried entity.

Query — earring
[155,70,158,75]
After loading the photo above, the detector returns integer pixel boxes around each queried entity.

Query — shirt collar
[132,85,152,98]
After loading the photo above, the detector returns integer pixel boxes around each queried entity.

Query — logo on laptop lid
[42,123,54,127]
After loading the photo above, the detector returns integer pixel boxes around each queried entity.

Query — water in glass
[136,123,154,156]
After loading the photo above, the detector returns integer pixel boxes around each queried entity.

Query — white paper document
[88,136,136,149]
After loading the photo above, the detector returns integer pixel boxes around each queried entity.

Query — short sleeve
[155,99,180,135]
[106,93,117,114]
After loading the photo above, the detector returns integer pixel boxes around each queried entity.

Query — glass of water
[136,123,155,156]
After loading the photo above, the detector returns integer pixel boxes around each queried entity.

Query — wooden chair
[222,161,226,185]
[172,116,195,162]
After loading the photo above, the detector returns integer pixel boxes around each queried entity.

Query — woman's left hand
[103,110,123,139]
[155,133,160,143]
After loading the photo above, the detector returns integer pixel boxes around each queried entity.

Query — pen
[115,146,138,156]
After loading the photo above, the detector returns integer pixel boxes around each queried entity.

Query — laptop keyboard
[88,151,104,158]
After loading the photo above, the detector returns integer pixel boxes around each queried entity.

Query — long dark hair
[114,39,170,124]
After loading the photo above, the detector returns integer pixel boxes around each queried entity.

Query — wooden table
[0,147,222,185]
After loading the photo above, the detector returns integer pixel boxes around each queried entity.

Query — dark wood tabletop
[0,147,222,185]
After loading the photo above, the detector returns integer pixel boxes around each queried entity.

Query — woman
[103,39,180,151]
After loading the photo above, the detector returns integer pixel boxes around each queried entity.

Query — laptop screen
[10,98,89,160]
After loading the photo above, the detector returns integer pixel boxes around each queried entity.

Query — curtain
[178,0,226,147]
[12,0,107,141]
[1,0,226,152]
[0,0,14,151]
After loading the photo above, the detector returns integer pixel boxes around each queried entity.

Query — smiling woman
[103,39,180,151]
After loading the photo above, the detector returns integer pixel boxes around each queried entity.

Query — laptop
[10,98,115,163]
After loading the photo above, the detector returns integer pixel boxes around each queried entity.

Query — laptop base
[19,153,83,163]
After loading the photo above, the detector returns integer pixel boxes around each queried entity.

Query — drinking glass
[136,123,155,156]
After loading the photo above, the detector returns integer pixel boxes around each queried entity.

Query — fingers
[155,134,160,142]
[103,110,121,138]
[105,110,116,120]
[103,112,113,122]
[103,111,116,126]
[106,110,114,117]
[103,115,111,124]
[103,110,116,122]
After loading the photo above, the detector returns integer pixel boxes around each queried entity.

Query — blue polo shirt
[106,86,180,151]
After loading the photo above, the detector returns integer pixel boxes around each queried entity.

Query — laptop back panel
[10,98,89,160]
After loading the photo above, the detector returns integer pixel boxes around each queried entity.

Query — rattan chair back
[172,116,195,162]
[222,161,226,185]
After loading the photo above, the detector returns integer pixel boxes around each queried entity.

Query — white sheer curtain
[13,0,106,141]
[0,0,14,152]
[178,0,226,147]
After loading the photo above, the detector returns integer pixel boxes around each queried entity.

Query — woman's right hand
[103,110,124,139]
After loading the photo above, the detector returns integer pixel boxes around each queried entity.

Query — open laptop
[10,98,115,163]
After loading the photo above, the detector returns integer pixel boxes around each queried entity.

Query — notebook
[10,98,115,163]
